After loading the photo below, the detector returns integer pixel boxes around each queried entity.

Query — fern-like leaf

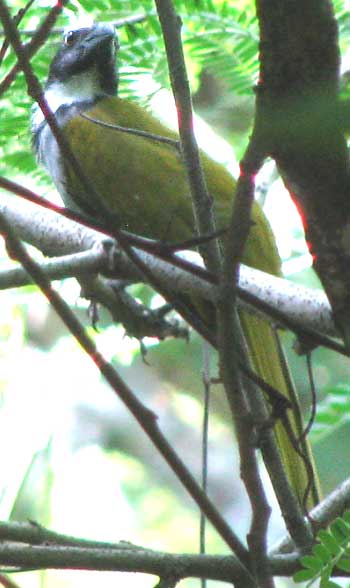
[294,512,350,587]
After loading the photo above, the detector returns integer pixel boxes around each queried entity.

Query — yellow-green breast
[63,96,281,276]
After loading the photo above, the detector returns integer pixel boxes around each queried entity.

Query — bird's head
[33,22,119,129]
[48,22,119,97]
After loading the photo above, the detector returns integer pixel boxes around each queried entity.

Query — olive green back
[64,97,280,275]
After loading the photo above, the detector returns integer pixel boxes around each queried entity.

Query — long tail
[241,311,321,510]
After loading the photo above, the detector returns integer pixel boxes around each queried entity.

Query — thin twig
[154,7,272,582]
[0,521,147,550]
[217,307,275,586]
[0,0,35,65]
[80,112,180,150]
[154,0,221,271]
[0,0,68,96]
[302,352,318,442]
[0,574,21,588]
[0,14,148,38]
[200,342,211,588]
[218,184,274,585]
[270,328,320,510]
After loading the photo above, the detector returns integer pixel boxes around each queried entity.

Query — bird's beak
[80,24,117,57]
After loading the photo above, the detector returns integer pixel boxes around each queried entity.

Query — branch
[0,0,68,96]
[0,192,342,347]
[2,479,350,582]
[154,0,221,271]
[271,477,350,556]
[255,0,350,347]
[80,112,180,150]
[0,201,251,574]
[0,542,301,581]
[154,1,315,569]
[0,521,147,550]
[0,14,148,38]
[0,521,302,580]
[82,276,188,341]
[0,0,34,65]
[216,179,275,582]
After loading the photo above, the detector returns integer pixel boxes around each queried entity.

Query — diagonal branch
[0,202,252,575]
[0,0,68,96]
[154,0,221,271]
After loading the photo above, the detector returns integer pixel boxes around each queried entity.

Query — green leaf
[293,568,316,582]
[319,563,332,586]
[330,518,350,544]
[313,542,331,563]
[336,555,350,572]
[318,530,342,555]
[300,554,323,572]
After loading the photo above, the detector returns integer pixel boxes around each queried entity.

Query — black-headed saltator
[32,22,320,509]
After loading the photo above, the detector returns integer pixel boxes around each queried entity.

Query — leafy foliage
[0,0,259,186]
[1,0,349,185]
[294,511,350,587]
[312,384,350,442]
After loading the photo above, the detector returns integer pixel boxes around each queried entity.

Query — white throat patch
[31,67,101,131]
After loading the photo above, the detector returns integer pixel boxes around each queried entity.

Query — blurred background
[1,1,350,587]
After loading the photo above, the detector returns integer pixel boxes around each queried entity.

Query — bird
[32,22,320,509]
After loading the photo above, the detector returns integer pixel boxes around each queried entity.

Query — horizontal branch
[0,194,339,340]
[1,479,349,581]
[0,249,104,288]
[0,538,298,580]
[1,478,350,581]
[0,13,147,37]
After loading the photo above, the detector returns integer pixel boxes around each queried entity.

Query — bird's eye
[64,30,77,47]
